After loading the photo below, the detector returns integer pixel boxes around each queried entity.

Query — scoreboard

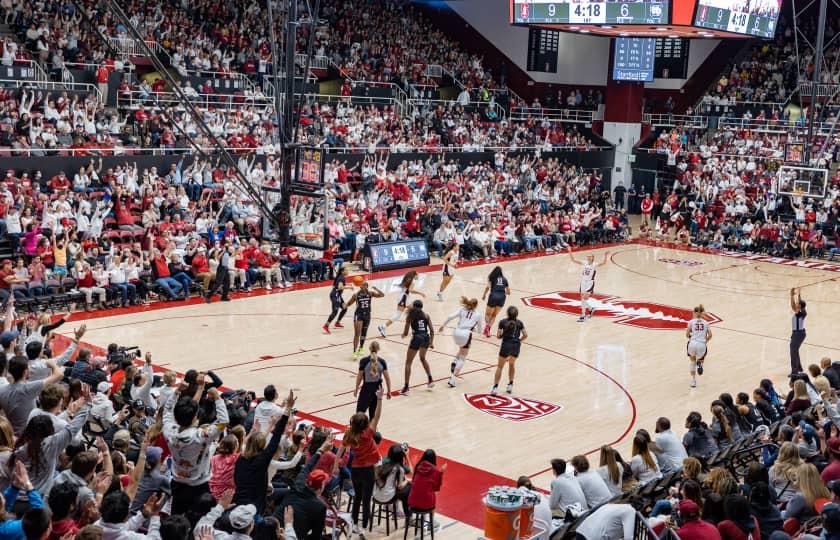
[512,0,668,25]
[612,38,655,82]
[693,0,780,38]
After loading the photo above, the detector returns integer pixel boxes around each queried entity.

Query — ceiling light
[656,27,667,31]
[579,29,590,33]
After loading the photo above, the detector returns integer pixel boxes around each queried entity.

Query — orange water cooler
[483,487,524,540]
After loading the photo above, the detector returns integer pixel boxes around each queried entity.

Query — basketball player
[482,266,510,337]
[343,280,385,358]
[323,267,352,334]
[439,297,480,388]
[790,288,807,375]
[354,341,392,418]
[567,247,609,322]
[686,305,712,388]
[437,243,458,301]
[492,306,527,396]
[378,271,425,338]
[400,299,435,395]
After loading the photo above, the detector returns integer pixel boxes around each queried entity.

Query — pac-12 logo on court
[464,394,562,422]
[658,258,704,267]
[522,292,723,330]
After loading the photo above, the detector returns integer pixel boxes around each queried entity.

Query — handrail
[510,106,595,123]
[409,98,506,120]
[0,143,615,157]
[64,61,136,73]
[643,114,708,128]
[107,36,171,65]
[116,89,274,111]
[798,80,840,98]
[0,78,102,101]
[717,117,837,134]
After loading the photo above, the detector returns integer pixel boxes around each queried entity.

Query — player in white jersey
[438,297,480,388]
[568,247,609,322]
[686,304,713,388]
[437,242,458,301]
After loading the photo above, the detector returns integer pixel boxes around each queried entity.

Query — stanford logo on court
[522,292,723,330]
[464,394,562,422]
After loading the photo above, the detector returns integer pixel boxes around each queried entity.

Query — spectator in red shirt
[676,499,721,540]
[407,449,446,513]
[341,388,383,531]
[191,247,213,289]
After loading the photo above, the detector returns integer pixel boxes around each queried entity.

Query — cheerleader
[323,267,352,334]
[343,280,385,358]
[438,297,480,388]
[492,306,528,396]
[436,243,458,301]
[400,300,435,395]
[378,270,425,338]
[481,266,509,337]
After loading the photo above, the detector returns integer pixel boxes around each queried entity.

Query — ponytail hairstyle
[505,306,519,335]
[399,271,417,289]
[11,415,54,477]
[693,304,705,317]
[488,266,503,283]
[460,296,479,311]
[368,341,380,378]
[711,405,732,441]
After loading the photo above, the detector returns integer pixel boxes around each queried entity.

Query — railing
[30,61,49,85]
[64,61,136,73]
[304,92,395,108]
[324,143,613,153]
[295,54,329,72]
[107,36,171,64]
[0,78,102,101]
[717,117,837,134]
[116,89,274,111]
[409,98,506,120]
[510,106,595,124]
[412,63,443,79]
[798,80,840,98]
[697,98,788,117]
[643,114,708,128]
[409,83,439,100]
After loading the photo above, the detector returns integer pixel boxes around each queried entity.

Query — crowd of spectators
[560,367,840,540]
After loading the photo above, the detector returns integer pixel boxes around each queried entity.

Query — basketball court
[55,239,840,538]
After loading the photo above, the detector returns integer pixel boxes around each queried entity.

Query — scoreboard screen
[294,146,325,189]
[511,0,668,25]
[613,37,655,82]
[694,0,781,38]
[367,240,430,272]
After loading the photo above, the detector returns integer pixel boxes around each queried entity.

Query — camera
[107,344,142,367]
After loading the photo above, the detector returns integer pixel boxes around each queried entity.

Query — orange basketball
[351,275,366,286]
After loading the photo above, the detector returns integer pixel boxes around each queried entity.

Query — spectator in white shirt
[548,458,588,517]
[653,417,688,475]
[630,433,662,485]
[571,455,612,508]
[575,503,637,540]
[597,446,625,497]
[251,384,284,433]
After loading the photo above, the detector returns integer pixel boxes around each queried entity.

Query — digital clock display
[511,0,668,26]
[693,0,781,38]
[367,240,430,271]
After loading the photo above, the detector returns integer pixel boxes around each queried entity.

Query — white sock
[580,299,589,316]
[453,356,465,376]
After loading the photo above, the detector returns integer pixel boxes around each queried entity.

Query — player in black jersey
[481,266,510,337]
[343,280,385,358]
[400,300,435,395]
[491,306,528,396]
[323,267,352,334]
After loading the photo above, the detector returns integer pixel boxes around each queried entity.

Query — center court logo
[522,292,723,330]
[464,394,562,422]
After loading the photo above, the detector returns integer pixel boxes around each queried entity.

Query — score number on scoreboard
[512,0,668,25]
